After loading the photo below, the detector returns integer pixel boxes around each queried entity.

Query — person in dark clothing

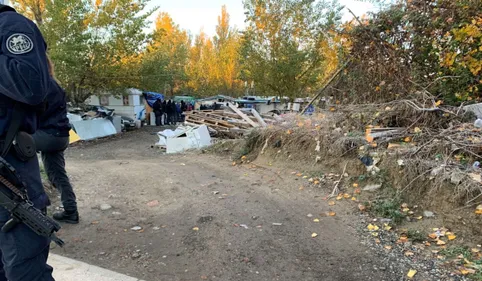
[33,56,79,224]
[165,100,172,125]
[0,4,56,280]
[171,101,178,124]
[161,100,167,125]
[153,98,162,126]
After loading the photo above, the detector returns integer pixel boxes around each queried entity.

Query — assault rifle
[0,157,64,246]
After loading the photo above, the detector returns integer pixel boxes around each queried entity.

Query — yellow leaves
[328,201,336,206]
[383,224,392,231]
[441,52,457,67]
[367,224,379,232]
[384,245,392,250]
[475,204,482,214]
[343,193,351,199]
[336,194,343,200]
[437,240,446,246]
[286,129,293,135]
[352,183,358,188]
[192,227,199,231]
[311,233,318,238]
[95,0,102,8]
[328,212,336,217]
[407,269,417,279]
[446,232,456,241]
[313,218,320,223]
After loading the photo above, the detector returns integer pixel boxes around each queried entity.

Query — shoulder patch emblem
[6,33,34,55]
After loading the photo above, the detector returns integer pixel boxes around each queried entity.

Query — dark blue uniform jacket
[0,6,50,136]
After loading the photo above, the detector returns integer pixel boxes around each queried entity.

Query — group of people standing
[152,99,192,126]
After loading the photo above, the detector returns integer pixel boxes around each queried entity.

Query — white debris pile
[155,125,212,154]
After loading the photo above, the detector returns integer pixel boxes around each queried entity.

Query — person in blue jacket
[0,3,56,281]
[33,56,79,224]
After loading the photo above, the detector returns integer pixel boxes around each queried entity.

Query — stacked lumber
[184,104,275,137]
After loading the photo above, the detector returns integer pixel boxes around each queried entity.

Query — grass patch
[407,229,425,243]
[440,246,472,259]
[372,197,406,224]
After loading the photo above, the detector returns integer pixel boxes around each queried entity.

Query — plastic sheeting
[143,92,164,108]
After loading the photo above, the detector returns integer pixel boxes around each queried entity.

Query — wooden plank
[187,114,235,128]
[250,108,267,127]
[227,103,259,127]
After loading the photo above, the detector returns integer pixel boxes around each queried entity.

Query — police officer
[0,3,55,281]
[33,56,79,224]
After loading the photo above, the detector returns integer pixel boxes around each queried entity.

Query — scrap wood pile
[184,103,278,138]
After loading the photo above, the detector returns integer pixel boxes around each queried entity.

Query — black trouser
[154,110,162,126]
[32,130,77,213]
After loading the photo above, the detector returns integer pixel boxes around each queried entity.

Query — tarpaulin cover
[143,92,164,107]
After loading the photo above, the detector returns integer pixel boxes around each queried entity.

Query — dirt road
[52,128,407,281]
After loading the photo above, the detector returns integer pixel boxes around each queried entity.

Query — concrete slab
[49,254,144,281]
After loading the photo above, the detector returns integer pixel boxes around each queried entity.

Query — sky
[146,0,375,37]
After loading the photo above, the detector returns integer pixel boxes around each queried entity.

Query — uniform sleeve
[0,11,49,106]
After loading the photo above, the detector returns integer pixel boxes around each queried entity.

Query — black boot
[53,210,79,224]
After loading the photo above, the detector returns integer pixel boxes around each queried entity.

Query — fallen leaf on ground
[328,212,336,217]
[414,127,422,133]
[329,201,336,206]
[303,176,308,179]
[371,232,379,237]
[476,204,482,215]
[314,180,320,185]
[428,233,438,239]
[407,269,417,278]
[405,251,415,257]
[425,242,432,247]
[308,178,314,182]
[91,221,100,225]
[354,188,361,194]
[384,245,392,250]
[383,224,392,231]
[313,218,320,223]
[201,276,208,280]
[232,162,237,166]
[367,224,379,231]
[460,268,476,275]
[417,216,423,220]
[472,248,480,253]
[375,239,381,244]
[147,200,159,207]
[336,194,343,200]
[312,233,318,238]
[353,183,359,188]
[402,207,410,212]
[351,197,357,201]
[299,186,304,190]
[343,193,351,199]
[193,227,199,231]
[437,239,446,246]
[447,233,456,240]
[398,236,409,243]
[401,203,408,208]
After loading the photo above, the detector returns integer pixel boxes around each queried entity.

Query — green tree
[38,0,155,104]
[241,0,342,99]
